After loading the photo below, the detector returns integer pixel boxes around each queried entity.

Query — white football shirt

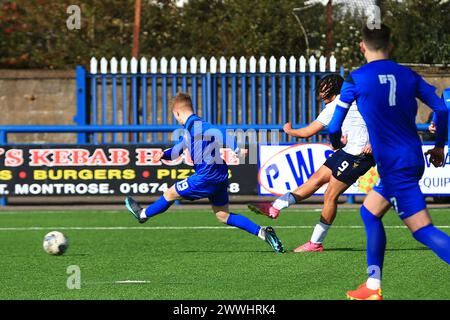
[315,95,370,156]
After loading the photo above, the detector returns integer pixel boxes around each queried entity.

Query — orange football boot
[346,283,382,300]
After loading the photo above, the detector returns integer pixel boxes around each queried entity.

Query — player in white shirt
[249,74,374,252]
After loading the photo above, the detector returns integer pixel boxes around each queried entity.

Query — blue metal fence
[74,56,345,145]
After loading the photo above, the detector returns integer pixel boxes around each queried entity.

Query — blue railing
[0,124,433,145]
[74,56,345,145]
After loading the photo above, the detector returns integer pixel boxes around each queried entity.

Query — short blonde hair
[172,92,193,112]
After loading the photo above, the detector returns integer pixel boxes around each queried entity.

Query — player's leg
[321,177,349,224]
[125,184,181,223]
[248,164,332,219]
[212,204,262,238]
[382,165,450,264]
[294,176,349,252]
[295,152,375,252]
[403,210,450,264]
[275,164,332,207]
[347,187,390,300]
[210,190,284,253]
[348,165,450,300]
[350,182,450,299]
[145,185,181,216]
[210,183,261,236]
[125,176,198,223]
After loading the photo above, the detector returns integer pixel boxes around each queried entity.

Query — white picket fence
[81,54,341,145]
[88,55,338,75]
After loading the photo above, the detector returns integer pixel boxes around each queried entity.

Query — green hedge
[0,0,448,70]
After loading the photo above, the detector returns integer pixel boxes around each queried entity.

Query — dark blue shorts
[175,174,229,206]
[323,149,375,185]
[372,166,426,220]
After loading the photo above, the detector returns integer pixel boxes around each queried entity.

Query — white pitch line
[0,211,124,215]
[0,225,449,231]
[115,280,150,284]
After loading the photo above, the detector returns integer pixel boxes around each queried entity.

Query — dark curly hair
[318,74,344,102]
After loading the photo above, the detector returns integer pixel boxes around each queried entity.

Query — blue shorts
[372,166,426,220]
[323,149,375,185]
[175,174,229,206]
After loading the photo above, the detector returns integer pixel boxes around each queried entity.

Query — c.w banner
[0,145,258,197]
[258,144,450,196]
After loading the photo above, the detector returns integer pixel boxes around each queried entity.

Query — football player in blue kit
[125,92,284,253]
[328,24,450,300]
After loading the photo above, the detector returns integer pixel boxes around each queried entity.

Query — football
[43,231,69,256]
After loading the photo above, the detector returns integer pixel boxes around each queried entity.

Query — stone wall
[0,70,77,143]
[406,64,450,123]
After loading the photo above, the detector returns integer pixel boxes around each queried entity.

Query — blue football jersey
[163,114,238,182]
[335,59,447,176]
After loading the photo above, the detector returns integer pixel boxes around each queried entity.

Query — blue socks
[360,206,386,282]
[226,213,261,236]
[413,224,450,264]
[144,196,174,218]
[360,204,450,288]
[144,199,262,239]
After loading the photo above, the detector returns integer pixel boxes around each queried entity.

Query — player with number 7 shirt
[327,24,450,300]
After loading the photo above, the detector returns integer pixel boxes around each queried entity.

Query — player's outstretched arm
[416,78,448,168]
[416,76,448,149]
[283,121,325,139]
[160,137,186,161]
[220,128,241,154]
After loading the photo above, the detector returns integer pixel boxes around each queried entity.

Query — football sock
[413,224,450,264]
[360,205,386,290]
[366,277,381,291]
[143,195,174,218]
[226,213,261,236]
[310,221,331,244]
[257,227,266,240]
[272,192,297,210]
